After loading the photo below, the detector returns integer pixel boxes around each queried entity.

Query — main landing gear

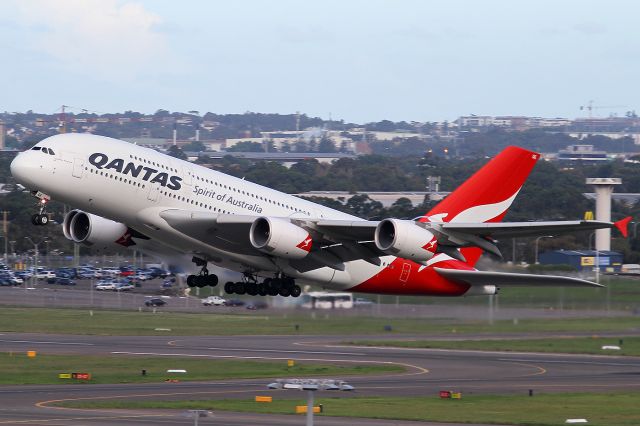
[186,257,219,288]
[224,273,302,298]
[31,191,50,226]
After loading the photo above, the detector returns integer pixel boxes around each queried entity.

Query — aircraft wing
[312,218,626,260]
[160,209,260,255]
[159,210,382,271]
[159,208,627,270]
[434,267,603,287]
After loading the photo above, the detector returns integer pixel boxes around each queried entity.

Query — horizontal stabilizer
[434,267,603,288]
[615,216,632,238]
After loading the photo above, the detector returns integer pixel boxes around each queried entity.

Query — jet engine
[250,217,312,259]
[62,209,128,248]
[375,218,438,263]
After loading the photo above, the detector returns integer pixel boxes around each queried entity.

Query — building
[193,151,356,168]
[539,250,623,273]
[0,120,5,150]
[556,145,608,162]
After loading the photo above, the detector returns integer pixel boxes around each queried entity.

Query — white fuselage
[10,133,395,290]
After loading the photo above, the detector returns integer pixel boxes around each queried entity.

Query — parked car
[133,273,152,281]
[115,282,134,291]
[119,267,135,277]
[101,268,120,276]
[202,296,226,306]
[225,299,245,307]
[35,270,56,279]
[95,281,117,291]
[354,297,374,307]
[54,277,76,286]
[246,301,268,310]
[144,298,166,307]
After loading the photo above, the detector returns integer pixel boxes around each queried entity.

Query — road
[1,331,640,425]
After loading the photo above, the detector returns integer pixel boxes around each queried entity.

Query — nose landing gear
[30,191,51,226]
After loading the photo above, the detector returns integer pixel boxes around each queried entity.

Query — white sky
[0,0,638,123]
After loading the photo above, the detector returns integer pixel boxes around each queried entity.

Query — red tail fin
[424,146,540,266]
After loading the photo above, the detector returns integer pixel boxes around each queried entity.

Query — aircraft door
[400,262,411,283]
[147,182,160,202]
[181,166,193,186]
[72,158,84,178]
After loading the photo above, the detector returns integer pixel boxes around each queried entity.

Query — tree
[167,145,187,160]
[318,136,337,153]
[226,142,264,152]
[182,141,206,152]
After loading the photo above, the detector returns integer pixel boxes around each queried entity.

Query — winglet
[614,216,633,238]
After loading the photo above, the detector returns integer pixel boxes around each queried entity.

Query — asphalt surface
[1,331,640,425]
[0,281,638,424]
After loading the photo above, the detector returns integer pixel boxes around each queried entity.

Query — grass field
[0,352,402,385]
[348,336,640,356]
[387,275,640,311]
[1,307,639,336]
[54,393,640,425]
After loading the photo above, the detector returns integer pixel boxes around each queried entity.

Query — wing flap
[434,267,603,287]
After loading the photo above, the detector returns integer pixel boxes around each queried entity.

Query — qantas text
[88,153,182,190]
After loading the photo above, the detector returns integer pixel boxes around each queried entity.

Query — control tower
[586,178,622,251]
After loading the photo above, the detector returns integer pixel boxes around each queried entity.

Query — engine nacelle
[375,218,438,263]
[62,209,128,248]
[249,217,312,259]
[464,285,498,296]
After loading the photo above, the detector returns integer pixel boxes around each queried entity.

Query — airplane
[9,133,631,298]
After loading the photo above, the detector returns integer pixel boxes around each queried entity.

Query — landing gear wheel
[234,282,246,295]
[267,278,280,296]
[38,214,49,225]
[246,282,258,296]
[257,282,267,296]
[290,284,302,298]
[224,281,234,294]
[279,286,291,297]
[206,275,218,287]
[195,276,208,288]
[187,275,196,287]
[31,214,40,226]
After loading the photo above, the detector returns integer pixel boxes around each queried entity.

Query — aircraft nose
[10,152,35,187]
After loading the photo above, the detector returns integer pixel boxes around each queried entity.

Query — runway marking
[505,361,547,377]
[502,358,640,367]
[0,414,170,424]
[110,350,429,377]
[35,387,272,412]
[0,340,94,346]
[204,346,365,356]
[166,339,365,355]
[306,342,640,363]
[112,350,405,366]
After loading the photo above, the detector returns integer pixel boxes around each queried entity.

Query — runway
[1,332,640,425]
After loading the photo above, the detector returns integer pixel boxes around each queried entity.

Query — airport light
[534,235,553,264]
[24,237,49,288]
[267,378,354,426]
[185,409,211,426]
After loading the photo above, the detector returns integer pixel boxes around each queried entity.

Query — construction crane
[579,100,628,119]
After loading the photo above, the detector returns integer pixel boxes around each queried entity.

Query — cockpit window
[48,148,55,155]
[31,146,41,151]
